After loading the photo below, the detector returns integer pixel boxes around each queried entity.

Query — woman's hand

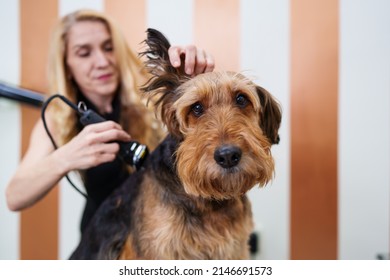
[168,45,215,77]
[57,121,131,171]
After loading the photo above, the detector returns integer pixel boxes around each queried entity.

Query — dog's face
[141,29,281,200]
[160,71,281,200]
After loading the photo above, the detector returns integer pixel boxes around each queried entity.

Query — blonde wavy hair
[47,9,163,148]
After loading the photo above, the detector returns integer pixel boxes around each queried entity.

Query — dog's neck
[147,134,180,177]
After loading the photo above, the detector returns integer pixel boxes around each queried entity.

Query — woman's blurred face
[66,20,119,103]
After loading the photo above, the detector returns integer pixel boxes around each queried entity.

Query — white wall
[242,0,290,260]
[338,0,390,259]
[0,0,20,260]
[147,0,193,45]
[59,0,103,16]
[0,101,20,260]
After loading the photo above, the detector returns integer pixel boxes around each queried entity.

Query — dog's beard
[175,131,274,200]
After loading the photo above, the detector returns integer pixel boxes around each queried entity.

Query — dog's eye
[236,93,249,108]
[191,102,204,117]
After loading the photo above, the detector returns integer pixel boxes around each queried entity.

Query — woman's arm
[6,116,131,211]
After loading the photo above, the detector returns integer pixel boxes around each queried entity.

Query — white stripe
[147,0,193,45]
[59,177,85,260]
[339,0,390,259]
[58,0,104,260]
[0,0,20,260]
[241,0,290,260]
[59,0,104,16]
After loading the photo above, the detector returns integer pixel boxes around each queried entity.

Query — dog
[70,29,282,260]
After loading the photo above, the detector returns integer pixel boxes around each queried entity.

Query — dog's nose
[214,145,242,168]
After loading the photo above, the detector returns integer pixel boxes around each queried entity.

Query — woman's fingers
[81,121,131,143]
[168,45,215,76]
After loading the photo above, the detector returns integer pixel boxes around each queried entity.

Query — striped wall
[0,0,388,260]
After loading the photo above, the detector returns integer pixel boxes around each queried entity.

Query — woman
[6,9,214,232]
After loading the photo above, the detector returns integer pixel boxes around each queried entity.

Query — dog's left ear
[256,86,282,144]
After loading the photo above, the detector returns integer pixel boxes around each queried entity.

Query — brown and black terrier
[70,29,282,260]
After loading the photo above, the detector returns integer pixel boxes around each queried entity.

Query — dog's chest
[135,186,254,259]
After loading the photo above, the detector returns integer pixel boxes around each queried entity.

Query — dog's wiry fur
[70,29,282,260]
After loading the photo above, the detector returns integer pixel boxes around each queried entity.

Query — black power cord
[41,94,88,198]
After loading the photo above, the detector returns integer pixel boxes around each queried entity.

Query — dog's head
[141,29,282,200]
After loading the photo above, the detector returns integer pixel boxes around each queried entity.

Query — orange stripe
[194,0,240,71]
[290,0,339,259]
[104,0,147,52]
[20,0,58,259]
